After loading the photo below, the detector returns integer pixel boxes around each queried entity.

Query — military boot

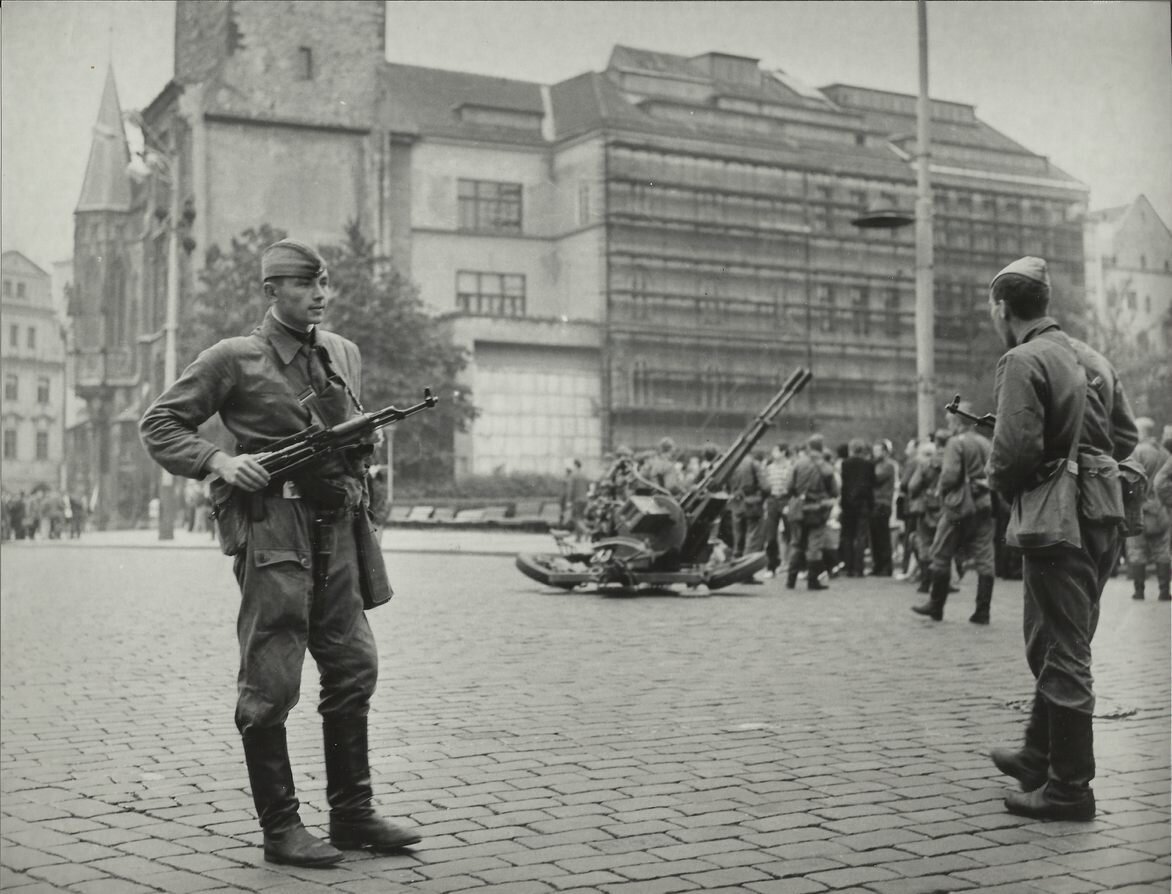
[969,574,994,624]
[1004,704,1095,821]
[325,717,421,852]
[807,560,828,591]
[785,554,806,590]
[1130,562,1146,600]
[911,570,950,621]
[242,726,343,867]
[990,697,1049,791]
[1156,561,1171,601]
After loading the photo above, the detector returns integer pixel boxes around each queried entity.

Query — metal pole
[914,0,935,439]
[157,150,181,540]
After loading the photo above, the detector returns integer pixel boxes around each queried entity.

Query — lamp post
[852,0,934,439]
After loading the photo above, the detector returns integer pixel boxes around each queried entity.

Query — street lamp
[851,0,935,439]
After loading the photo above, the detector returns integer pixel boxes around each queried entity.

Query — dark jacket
[940,430,992,516]
[840,456,875,512]
[988,317,1137,501]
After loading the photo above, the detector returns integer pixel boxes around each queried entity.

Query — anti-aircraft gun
[515,367,812,593]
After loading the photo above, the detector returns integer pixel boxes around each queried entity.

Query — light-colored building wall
[1,252,68,493]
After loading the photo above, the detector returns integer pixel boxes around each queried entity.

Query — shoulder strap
[1060,335,1089,468]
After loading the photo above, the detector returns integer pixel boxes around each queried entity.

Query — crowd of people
[560,411,1172,618]
[0,487,87,540]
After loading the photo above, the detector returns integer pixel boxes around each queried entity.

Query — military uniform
[985,257,1138,823]
[907,449,943,593]
[140,240,418,866]
[1123,437,1171,600]
[916,427,996,622]
[784,446,838,589]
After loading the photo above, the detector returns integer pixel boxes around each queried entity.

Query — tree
[182,222,477,483]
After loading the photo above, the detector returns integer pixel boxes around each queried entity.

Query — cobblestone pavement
[2,539,1169,894]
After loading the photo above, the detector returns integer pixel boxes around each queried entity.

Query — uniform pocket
[253,548,311,571]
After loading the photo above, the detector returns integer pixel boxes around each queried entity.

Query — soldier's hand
[208,451,270,492]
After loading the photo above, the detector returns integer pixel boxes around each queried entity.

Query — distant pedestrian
[1122,417,1171,600]
[838,439,874,577]
[563,458,591,540]
[870,439,897,576]
[761,442,793,576]
[984,256,1138,822]
[912,405,995,622]
[784,434,838,590]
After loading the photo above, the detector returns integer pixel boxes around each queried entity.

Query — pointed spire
[76,67,132,213]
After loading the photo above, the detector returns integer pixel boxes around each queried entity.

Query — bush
[392,471,564,501]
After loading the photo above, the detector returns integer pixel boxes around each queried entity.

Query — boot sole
[331,832,421,852]
[264,850,344,867]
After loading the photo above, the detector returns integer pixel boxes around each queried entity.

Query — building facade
[71,1,1093,519]
[1084,194,1172,419]
[1,251,68,494]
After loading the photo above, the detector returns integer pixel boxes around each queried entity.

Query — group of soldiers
[130,240,1163,870]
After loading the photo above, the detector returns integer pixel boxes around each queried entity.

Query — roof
[1,251,50,279]
[379,63,546,145]
[76,67,132,213]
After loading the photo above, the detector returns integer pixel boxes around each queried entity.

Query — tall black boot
[242,726,343,867]
[1005,704,1095,821]
[785,553,806,590]
[990,697,1049,791]
[807,560,828,591]
[324,716,421,852]
[911,569,950,620]
[1130,562,1146,600]
[970,574,994,624]
[1156,561,1171,601]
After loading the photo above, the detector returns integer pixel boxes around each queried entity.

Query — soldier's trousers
[929,509,995,577]
[232,498,378,734]
[1022,520,1120,715]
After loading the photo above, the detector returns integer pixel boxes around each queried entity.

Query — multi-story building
[1084,194,1172,419]
[1,251,68,494]
[70,0,1092,521]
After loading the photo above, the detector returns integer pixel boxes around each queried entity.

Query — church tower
[71,66,138,529]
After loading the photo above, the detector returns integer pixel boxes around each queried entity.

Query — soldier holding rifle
[140,240,420,866]
[982,256,1137,822]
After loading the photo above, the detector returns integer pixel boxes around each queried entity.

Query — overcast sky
[3,0,1170,278]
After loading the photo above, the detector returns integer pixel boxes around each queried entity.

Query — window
[4,375,16,401]
[3,429,15,460]
[458,179,522,234]
[37,377,50,404]
[1145,295,1151,314]
[885,288,901,337]
[456,271,526,316]
[8,324,17,347]
[35,431,49,461]
[817,284,835,332]
[27,326,36,349]
[296,46,313,80]
[16,282,25,299]
[1127,291,1137,311]
[2,280,10,296]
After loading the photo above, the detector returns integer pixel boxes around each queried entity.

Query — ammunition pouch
[1118,457,1149,537]
[1077,453,1126,526]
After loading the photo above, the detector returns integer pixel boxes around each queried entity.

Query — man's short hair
[807,433,825,453]
[991,273,1049,320]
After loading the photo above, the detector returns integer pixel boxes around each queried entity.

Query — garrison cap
[990,256,1050,289]
[261,239,326,281]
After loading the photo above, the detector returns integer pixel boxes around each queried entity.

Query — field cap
[991,256,1049,289]
[262,239,326,281]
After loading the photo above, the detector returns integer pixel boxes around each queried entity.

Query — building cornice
[204,112,371,137]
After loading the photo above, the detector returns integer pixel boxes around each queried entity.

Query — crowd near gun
[516,367,812,593]
[254,389,438,479]
[944,394,996,429]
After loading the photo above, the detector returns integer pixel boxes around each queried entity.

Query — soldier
[784,433,838,590]
[912,406,995,623]
[1123,417,1171,600]
[870,439,898,576]
[140,240,419,866]
[984,256,1138,822]
[642,436,683,494]
[729,449,770,557]
[906,433,945,593]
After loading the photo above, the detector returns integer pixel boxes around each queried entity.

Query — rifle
[256,388,438,479]
[944,394,996,429]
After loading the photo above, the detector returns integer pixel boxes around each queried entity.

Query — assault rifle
[944,394,996,429]
[256,388,438,479]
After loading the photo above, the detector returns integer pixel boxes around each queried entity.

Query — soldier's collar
[1020,315,1060,344]
[259,308,309,365]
